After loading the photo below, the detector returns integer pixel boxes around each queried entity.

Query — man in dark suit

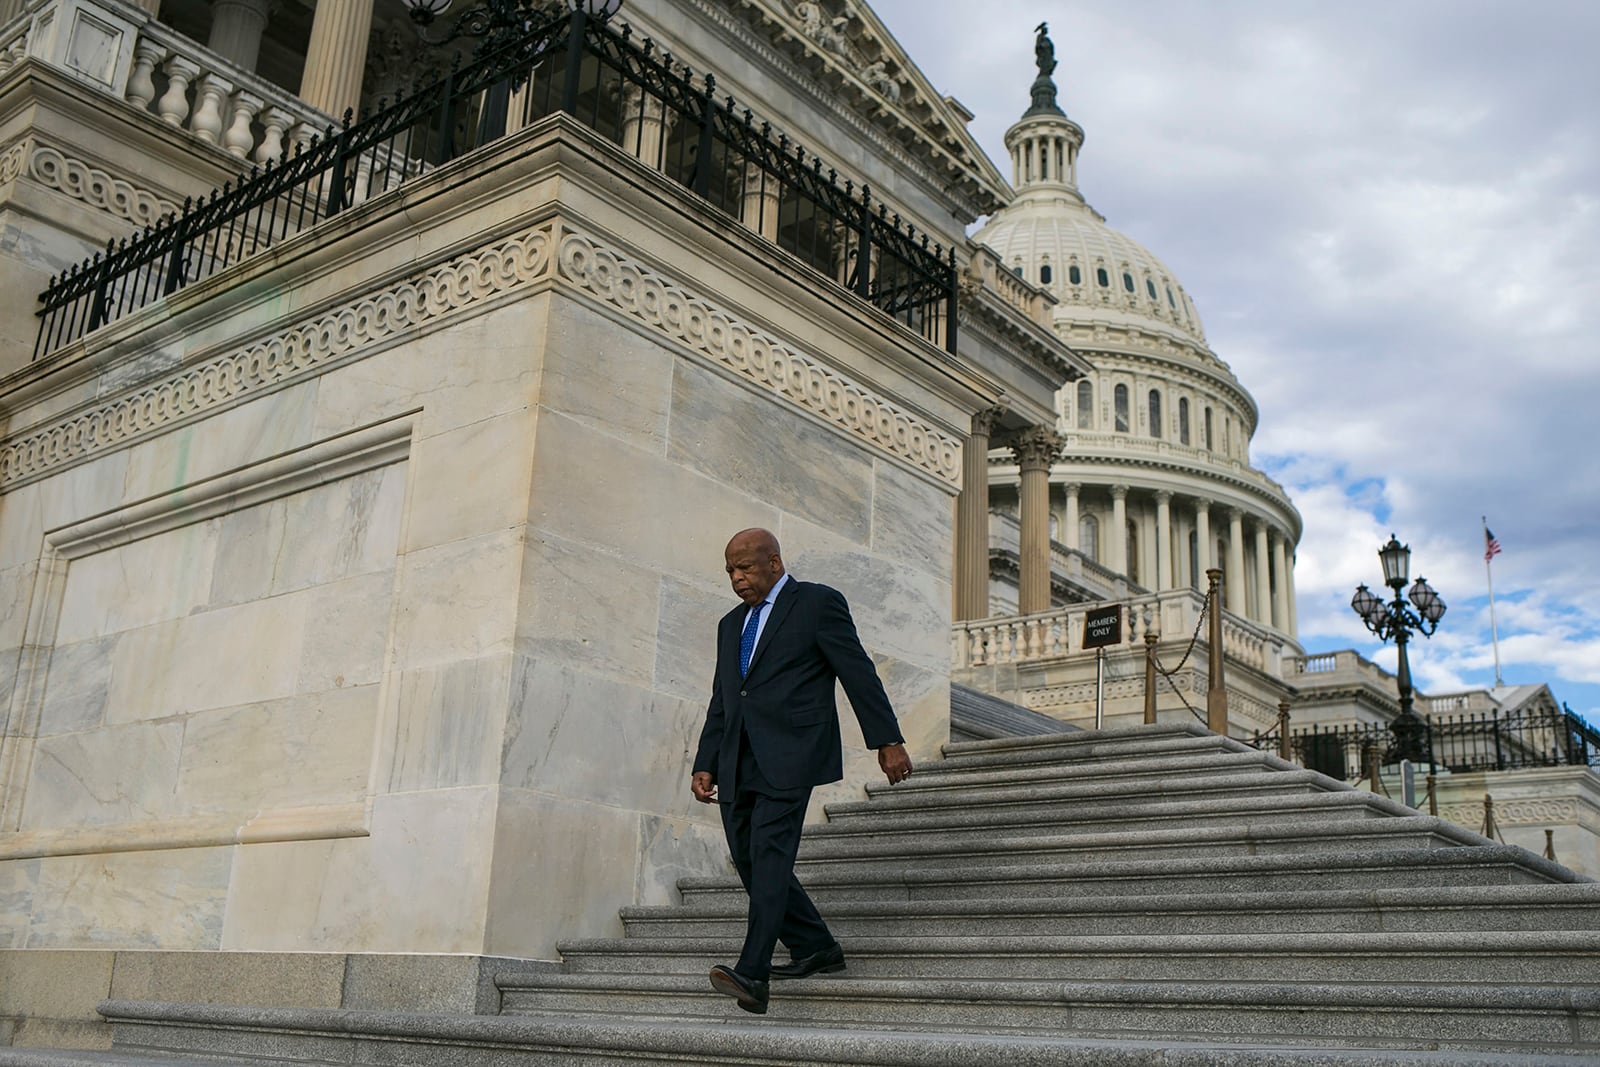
[691,527,913,1014]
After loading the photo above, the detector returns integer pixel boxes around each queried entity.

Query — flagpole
[1483,516,1503,687]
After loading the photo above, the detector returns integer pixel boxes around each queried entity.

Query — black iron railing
[34,5,957,359]
[1245,704,1600,778]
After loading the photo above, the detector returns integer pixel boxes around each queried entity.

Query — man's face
[725,538,782,606]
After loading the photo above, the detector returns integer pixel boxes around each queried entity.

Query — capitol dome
[975,27,1302,657]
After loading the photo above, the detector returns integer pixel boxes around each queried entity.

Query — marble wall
[0,120,984,958]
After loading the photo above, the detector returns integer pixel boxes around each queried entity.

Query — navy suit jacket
[693,579,903,796]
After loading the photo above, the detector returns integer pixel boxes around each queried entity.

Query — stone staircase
[5,722,1599,1066]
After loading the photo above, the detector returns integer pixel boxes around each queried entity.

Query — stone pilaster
[1012,426,1063,615]
[300,0,376,119]
[954,405,1005,622]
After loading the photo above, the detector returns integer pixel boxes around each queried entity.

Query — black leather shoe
[769,942,846,980]
[709,964,769,1014]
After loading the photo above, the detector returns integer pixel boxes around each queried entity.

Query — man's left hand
[878,743,912,784]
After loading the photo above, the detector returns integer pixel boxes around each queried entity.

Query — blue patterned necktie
[739,601,767,677]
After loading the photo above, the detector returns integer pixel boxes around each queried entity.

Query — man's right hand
[691,771,717,804]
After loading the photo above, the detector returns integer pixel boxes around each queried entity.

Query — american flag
[1484,526,1502,563]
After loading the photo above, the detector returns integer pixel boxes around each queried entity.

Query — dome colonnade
[976,23,1301,639]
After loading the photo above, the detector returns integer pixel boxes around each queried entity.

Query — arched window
[1096,267,1110,287]
[1224,417,1232,456]
[1146,279,1158,300]
[1166,286,1176,309]
[1125,521,1140,584]
[1012,263,1024,277]
[1178,398,1190,445]
[1068,264,1082,285]
[1040,264,1052,284]
[1080,514,1099,561]
[1122,272,1136,293]
[1076,380,1093,429]
[1114,384,1129,432]
[1204,407,1214,451]
[1148,390,1162,438]
[1188,530,1199,589]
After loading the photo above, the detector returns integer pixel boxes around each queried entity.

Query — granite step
[619,882,1600,939]
[938,721,1213,758]
[496,973,1600,1056]
[862,748,1292,797]
[21,1002,1590,1067]
[677,844,1576,906]
[928,730,1242,773]
[814,783,1409,838]
[822,768,1343,823]
[552,929,1600,984]
[794,815,1480,870]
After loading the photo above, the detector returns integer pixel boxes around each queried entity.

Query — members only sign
[1083,605,1123,649]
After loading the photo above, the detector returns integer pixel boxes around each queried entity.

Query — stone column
[1110,485,1128,580]
[1012,427,1063,615]
[1254,521,1272,625]
[208,0,271,72]
[1155,490,1173,591]
[954,405,1005,622]
[1287,554,1299,635]
[1063,483,1080,551]
[1272,531,1291,632]
[742,162,780,241]
[300,0,376,119]
[1194,498,1211,583]
[621,84,678,171]
[1227,509,1246,614]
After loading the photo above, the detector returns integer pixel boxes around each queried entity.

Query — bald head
[724,528,785,606]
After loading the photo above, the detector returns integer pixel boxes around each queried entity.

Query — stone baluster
[255,106,293,163]
[157,54,202,126]
[222,89,264,158]
[126,39,167,110]
[190,73,233,145]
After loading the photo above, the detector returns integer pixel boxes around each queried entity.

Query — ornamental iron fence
[1246,703,1600,779]
[34,4,956,359]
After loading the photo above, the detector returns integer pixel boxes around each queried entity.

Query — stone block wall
[0,118,990,959]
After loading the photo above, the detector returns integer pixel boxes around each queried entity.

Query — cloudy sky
[871,0,1600,721]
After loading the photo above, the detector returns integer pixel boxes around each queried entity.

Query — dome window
[1114,384,1129,432]
[1069,265,1082,285]
[1122,272,1135,293]
[1076,380,1093,429]
[1013,265,1024,277]
[1166,286,1176,309]
[1146,279,1158,300]
[1148,390,1162,438]
[1204,407,1214,451]
[1081,514,1099,562]
[1178,398,1190,445]
[1040,265,1053,284]
[1096,267,1110,287]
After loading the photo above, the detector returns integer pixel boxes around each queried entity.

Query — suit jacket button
[740,691,748,697]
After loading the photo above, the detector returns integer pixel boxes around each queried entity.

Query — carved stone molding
[553,228,961,486]
[0,138,27,184]
[1439,799,1580,826]
[0,225,554,489]
[15,139,182,228]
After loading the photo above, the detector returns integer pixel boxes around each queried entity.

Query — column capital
[1010,426,1063,472]
[1110,484,1129,501]
[1228,506,1245,522]
[1192,496,1211,512]
[1154,489,1172,504]
[971,403,1008,437]
[1062,482,1081,497]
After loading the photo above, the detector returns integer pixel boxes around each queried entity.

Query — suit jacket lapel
[742,579,798,681]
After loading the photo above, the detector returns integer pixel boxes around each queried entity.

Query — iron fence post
[692,73,717,198]
[561,5,588,116]
[855,184,873,300]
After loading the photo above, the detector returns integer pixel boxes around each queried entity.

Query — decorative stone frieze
[2,221,962,491]
[1438,799,1580,826]
[15,140,181,227]
[553,229,961,486]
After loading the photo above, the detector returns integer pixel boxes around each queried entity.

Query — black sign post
[1083,605,1122,728]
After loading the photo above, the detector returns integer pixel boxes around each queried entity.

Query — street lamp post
[1351,534,1447,771]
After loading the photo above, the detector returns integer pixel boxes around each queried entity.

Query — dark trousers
[720,734,833,981]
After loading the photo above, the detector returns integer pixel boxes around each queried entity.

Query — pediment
[723,0,1011,221]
